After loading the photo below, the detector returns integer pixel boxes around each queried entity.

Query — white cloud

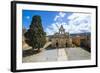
[59,12,66,17]
[54,12,66,21]
[45,12,91,35]
[54,15,59,21]
[45,28,54,35]
[68,13,91,33]
[45,22,69,35]
[26,16,30,19]
[45,23,60,35]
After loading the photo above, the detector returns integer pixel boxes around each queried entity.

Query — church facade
[47,25,72,48]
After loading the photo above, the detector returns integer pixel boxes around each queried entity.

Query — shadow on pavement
[81,47,91,53]
[23,49,41,57]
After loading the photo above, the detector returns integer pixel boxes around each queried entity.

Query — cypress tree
[24,15,46,51]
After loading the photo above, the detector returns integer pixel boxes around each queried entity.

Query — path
[22,48,68,62]
[22,47,90,62]
[65,47,91,60]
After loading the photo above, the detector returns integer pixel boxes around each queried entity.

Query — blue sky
[22,10,91,35]
[23,10,59,29]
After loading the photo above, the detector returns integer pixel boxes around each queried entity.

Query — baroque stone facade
[48,25,72,48]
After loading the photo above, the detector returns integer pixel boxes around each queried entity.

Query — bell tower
[59,25,65,34]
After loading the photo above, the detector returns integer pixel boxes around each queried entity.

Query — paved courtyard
[22,47,91,63]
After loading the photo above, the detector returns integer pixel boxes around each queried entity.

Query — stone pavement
[22,48,68,62]
[22,47,91,63]
[57,48,68,61]
[65,47,91,60]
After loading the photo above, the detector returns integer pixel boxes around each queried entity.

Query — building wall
[51,35,72,48]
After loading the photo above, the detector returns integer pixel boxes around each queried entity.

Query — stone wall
[50,35,72,48]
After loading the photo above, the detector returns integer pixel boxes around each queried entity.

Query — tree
[24,15,46,51]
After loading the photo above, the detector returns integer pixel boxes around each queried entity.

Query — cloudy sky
[22,10,91,35]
